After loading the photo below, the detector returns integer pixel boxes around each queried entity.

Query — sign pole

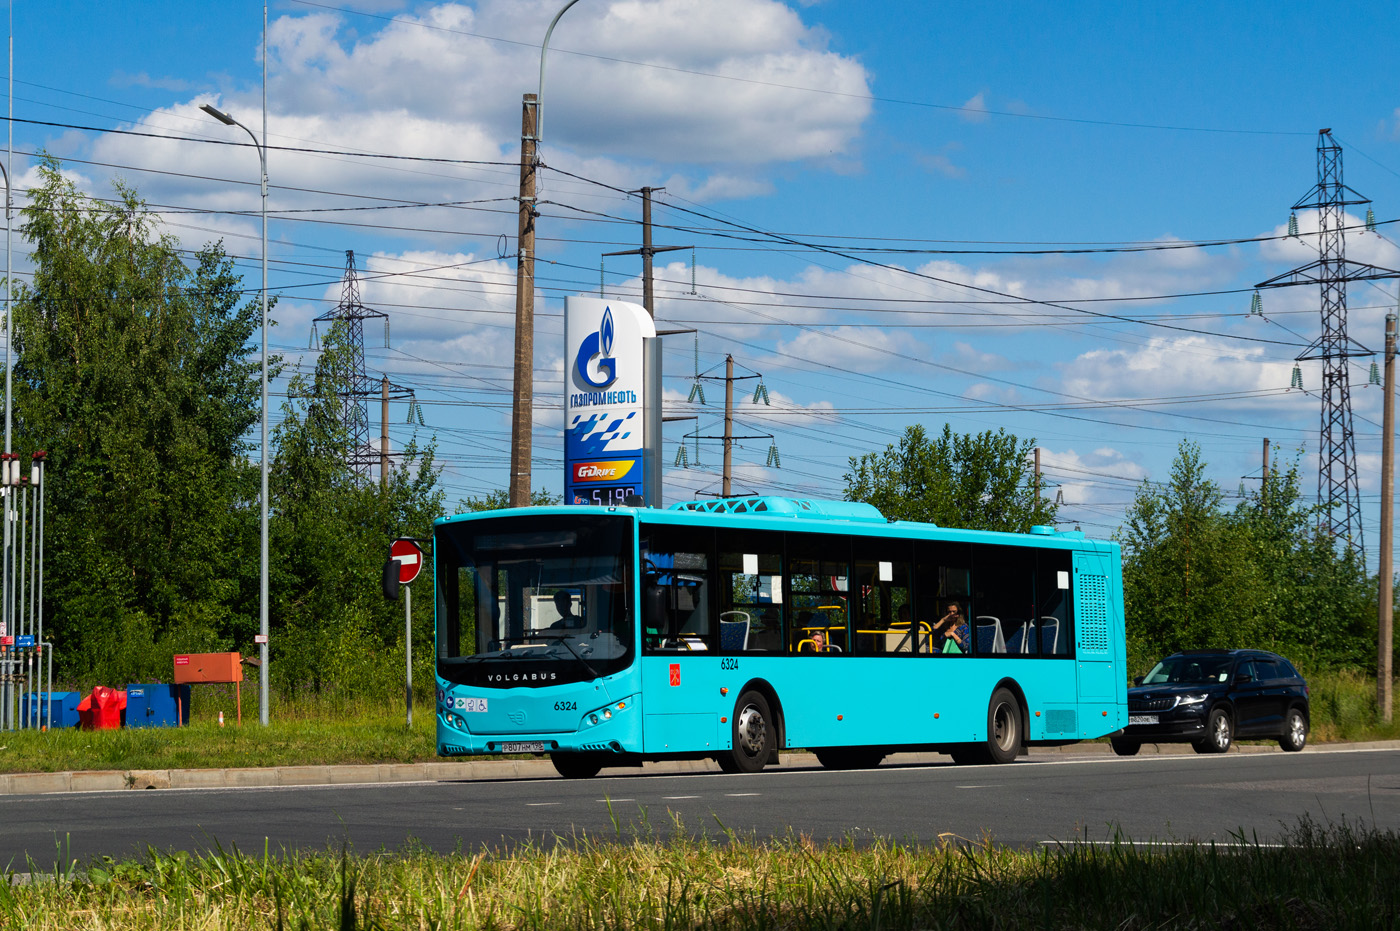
[385,536,425,730]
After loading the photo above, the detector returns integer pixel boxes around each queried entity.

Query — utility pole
[722,355,734,497]
[381,376,391,487]
[377,374,417,490]
[602,186,689,319]
[1380,312,1396,722]
[689,357,770,498]
[312,251,391,477]
[1257,130,1400,557]
[509,93,538,508]
[1033,447,1041,501]
[601,187,691,507]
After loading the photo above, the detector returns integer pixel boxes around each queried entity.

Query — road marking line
[662,795,700,800]
[956,785,1002,789]
[1039,840,1286,849]
[525,802,561,807]
[725,792,761,797]
[598,798,634,802]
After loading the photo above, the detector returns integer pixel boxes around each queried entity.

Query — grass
[2,815,1397,929]
[0,698,437,774]
[3,669,1396,776]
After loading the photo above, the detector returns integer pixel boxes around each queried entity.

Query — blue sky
[14,0,1400,557]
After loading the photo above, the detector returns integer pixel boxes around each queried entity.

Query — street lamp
[508,0,582,506]
[201,102,270,727]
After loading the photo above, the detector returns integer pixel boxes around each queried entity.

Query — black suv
[1111,649,1309,755]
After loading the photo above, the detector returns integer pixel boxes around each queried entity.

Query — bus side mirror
[382,558,401,602]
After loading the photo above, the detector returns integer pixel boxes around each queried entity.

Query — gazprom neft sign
[564,297,655,506]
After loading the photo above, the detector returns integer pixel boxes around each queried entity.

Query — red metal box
[172,652,244,684]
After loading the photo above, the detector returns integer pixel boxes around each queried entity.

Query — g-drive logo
[574,306,618,390]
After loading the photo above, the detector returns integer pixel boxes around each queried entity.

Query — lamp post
[508,0,582,507]
[201,102,269,727]
[0,157,9,730]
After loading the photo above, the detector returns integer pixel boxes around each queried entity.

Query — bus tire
[814,748,885,770]
[551,752,605,779]
[985,687,1023,764]
[722,690,775,774]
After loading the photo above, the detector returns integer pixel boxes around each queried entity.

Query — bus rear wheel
[951,687,1023,765]
[814,748,885,770]
[551,752,605,779]
[720,690,775,774]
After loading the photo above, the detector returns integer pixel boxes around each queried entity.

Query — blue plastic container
[125,682,191,727]
[22,691,80,729]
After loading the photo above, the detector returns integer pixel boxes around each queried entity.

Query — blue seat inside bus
[719,613,750,651]
[975,617,1006,654]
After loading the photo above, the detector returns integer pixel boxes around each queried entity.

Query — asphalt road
[3,747,1398,867]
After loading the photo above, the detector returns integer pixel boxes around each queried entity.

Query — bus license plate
[502,742,547,753]
[1128,715,1158,726]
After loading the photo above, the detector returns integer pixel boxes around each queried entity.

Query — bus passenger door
[1073,551,1118,704]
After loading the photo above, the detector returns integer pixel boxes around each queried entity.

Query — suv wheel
[1279,708,1308,752]
[1193,708,1232,754]
[1110,738,1140,756]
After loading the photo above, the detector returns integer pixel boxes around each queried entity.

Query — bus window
[640,523,715,652]
[1036,550,1073,655]
[787,532,850,653]
[717,530,784,652]
[433,513,634,687]
[852,538,912,655]
[914,540,971,656]
[972,544,1036,656]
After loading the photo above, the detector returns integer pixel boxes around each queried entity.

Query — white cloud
[958,91,989,123]
[1058,335,1304,410]
[1039,445,1148,507]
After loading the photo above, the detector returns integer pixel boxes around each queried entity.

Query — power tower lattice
[313,250,391,477]
[1257,130,1400,556]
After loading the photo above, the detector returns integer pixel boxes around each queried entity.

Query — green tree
[1119,441,1373,673]
[458,488,562,512]
[13,160,263,682]
[843,424,1056,530]
[269,319,445,698]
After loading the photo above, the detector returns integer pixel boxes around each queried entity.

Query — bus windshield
[435,513,634,687]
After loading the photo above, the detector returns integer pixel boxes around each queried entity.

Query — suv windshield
[435,513,634,687]
[1143,654,1234,685]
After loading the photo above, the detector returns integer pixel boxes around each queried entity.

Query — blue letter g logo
[575,307,618,389]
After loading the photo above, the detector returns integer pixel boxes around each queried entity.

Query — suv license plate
[1128,715,1158,726]
[502,742,547,754]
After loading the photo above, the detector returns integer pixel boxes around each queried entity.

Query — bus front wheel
[551,752,605,779]
[719,690,775,774]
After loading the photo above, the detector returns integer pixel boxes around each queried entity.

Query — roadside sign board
[390,538,424,585]
[15,635,33,648]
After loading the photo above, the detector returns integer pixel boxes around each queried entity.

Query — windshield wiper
[528,630,602,679]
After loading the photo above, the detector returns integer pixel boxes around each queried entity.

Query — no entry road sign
[390,537,424,586]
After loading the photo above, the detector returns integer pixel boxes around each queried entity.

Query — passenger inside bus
[934,602,968,653]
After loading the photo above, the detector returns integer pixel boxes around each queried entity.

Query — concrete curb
[2,740,1396,797]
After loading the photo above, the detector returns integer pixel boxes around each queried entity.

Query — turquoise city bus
[433,496,1126,777]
